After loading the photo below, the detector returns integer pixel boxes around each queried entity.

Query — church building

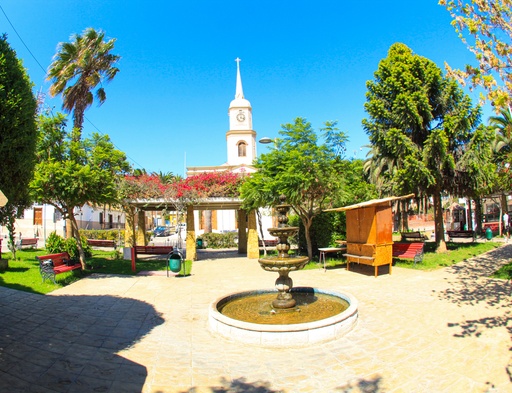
[186,58,261,234]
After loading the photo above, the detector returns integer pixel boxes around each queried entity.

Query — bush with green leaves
[79,229,124,243]
[198,232,237,249]
[45,231,65,254]
[45,231,92,259]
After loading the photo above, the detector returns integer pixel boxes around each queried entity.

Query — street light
[259,137,273,144]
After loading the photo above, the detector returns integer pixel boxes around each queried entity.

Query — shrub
[79,229,125,244]
[198,232,237,249]
[45,231,65,254]
[45,231,92,259]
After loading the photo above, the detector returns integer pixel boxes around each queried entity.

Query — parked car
[153,226,171,237]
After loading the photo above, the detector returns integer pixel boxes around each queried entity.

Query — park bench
[134,245,174,256]
[400,231,426,242]
[446,230,475,242]
[392,242,424,265]
[259,239,278,247]
[130,245,174,271]
[17,238,38,250]
[87,239,116,248]
[36,252,82,284]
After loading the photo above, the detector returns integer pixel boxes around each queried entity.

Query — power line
[0,4,47,76]
[0,4,146,171]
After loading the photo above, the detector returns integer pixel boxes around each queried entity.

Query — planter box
[178,260,193,276]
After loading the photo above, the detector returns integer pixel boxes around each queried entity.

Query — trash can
[196,238,203,249]
[485,227,493,241]
[168,251,183,275]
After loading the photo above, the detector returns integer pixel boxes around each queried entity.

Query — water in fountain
[209,195,358,346]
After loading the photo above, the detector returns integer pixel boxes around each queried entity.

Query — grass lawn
[0,248,169,295]
[0,242,508,295]
[305,241,504,272]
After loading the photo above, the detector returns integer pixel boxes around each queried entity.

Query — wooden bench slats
[446,230,475,242]
[17,238,38,249]
[392,242,424,264]
[87,239,116,248]
[36,252,82,283]
[343,253,375,261]
[135,245,174,255]
[400,232,426,242]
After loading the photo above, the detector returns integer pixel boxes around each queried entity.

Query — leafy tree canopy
[31,113,130,265]
[240,117,348,259]
[440,0,512,110]
[363,43,482,250]
[0,34,38,256]
[47,28,120,139]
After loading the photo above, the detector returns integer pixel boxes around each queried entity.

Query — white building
[2,203,125,243]
[186,58,273,238]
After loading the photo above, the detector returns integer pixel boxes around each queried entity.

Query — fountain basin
[209,287,358,347]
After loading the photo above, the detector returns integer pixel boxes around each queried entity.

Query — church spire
[235,57,244,99]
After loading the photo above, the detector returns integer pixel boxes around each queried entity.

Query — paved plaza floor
[0,245,511,392]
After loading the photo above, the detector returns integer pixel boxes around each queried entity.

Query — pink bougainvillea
[121,171,246,202]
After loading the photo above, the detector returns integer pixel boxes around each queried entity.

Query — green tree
[440,0,512,109]
[31,113,130,266]
[0,34,38,259]
[241,117,347,259]
[363,43,481,251]
[47,28,120,140]
[488,107,512,219]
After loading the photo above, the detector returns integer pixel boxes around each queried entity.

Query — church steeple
[226,58,256,167]
[235,57,244,100]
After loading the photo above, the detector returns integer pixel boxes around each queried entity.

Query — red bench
[17,238,38,249]
[36,252,82,284]
[87,239,117,248]
[131,245,174,272]
[392,242,424,265]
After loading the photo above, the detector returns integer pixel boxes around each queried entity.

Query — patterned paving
[0,244,510,392]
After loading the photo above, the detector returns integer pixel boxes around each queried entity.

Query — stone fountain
[258,195,309,309]
[209,195,358,346]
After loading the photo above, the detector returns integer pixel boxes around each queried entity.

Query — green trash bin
[196,238,203,249]
[485,227,493,241]
[168,251,183,275]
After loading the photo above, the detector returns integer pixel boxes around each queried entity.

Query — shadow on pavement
[435,244,512,382]
[0,285,164,392]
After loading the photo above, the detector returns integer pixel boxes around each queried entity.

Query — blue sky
[1,1,488,177]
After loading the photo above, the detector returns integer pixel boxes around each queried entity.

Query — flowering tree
[121,171,245,202]
[440,0,512,110]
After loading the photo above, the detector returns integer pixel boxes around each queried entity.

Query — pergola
[124,197,259,260]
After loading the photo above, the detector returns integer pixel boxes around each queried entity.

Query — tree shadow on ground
[435,244,512,382]
[336,375,384,392]
[174,374,384,393]
[0,285,164,392]
[177,377,283,393]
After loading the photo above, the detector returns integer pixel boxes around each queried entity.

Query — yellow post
[186,205,196,261]
[137,210,146,245]
[247,209,259,259]
[124,206,136,247]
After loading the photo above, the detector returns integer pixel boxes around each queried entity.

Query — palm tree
[47,28,120,140]
[489,106,512,160]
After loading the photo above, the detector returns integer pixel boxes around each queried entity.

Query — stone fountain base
[209,288,358,347]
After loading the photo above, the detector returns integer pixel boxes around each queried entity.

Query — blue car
[153,226,171,237]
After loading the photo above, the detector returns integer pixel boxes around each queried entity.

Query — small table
[319,247,346,271]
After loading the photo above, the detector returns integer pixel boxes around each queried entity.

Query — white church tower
[226,58,256,168]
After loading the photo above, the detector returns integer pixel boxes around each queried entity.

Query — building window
[238,141,247,157]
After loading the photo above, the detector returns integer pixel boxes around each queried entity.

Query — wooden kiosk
[325,194,414,277]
